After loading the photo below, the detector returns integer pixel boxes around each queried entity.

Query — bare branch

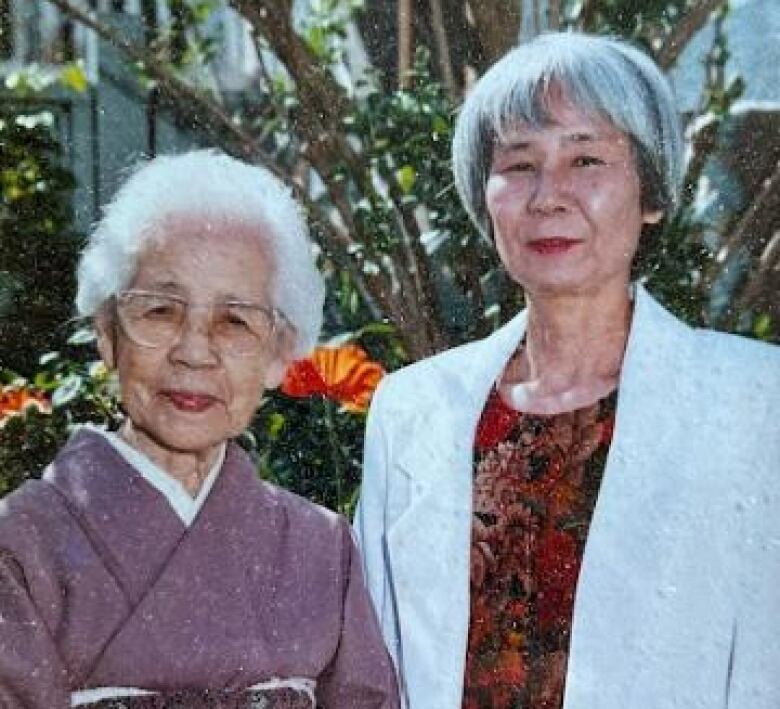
[680,118,721,212]
[576,0,600,31]
[657,0,725,70]
[429,0,457,99]
[723,162,780,262]
[398,0,414,88]
[734,231,780,323]
[548,0,562,30]
[467,0,522,67]
[725,160,780,313]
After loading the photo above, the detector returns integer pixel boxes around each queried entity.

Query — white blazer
[355,285,780,709]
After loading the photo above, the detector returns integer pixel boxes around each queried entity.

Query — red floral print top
[463,387,617,709]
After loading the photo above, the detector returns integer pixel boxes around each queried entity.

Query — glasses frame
[113,289,293,357]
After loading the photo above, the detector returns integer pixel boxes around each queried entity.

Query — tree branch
[429,0,457,99]
[398,0,414,88]
[466,0,522,68]
[548,0,562,30]
[724,159,780,316]
[657,0,725,70]
[576,0,600,31]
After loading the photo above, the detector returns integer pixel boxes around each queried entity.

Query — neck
[119,419,221,497]
[516,283,633,387]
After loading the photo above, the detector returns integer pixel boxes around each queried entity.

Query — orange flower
[280,344,385,413]
[0,386,51,426]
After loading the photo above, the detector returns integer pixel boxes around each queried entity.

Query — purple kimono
[0,429,399,708]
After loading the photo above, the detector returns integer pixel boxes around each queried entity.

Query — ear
[642,208,664,226]
[95,308,117,370]
[263,327,297,389]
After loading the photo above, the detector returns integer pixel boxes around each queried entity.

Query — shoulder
[372,331,504,413]
[683,327,780,409]
[225,442,347,537]
[0,474,77,592]
[692,327,780,373]
[264,477,346,533]
[0,432,90,536]
[0,477,63,534]
[638,286,778,375]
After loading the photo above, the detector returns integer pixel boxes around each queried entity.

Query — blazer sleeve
[353,379,392,624]
[0,548,70,708]
[316,521,400,708]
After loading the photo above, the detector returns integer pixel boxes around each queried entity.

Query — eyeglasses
[115,290,289,357]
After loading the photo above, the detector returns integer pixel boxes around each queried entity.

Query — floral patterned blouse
[463,386,618,709]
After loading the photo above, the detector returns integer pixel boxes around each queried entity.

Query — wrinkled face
[97,217,290,456]
[485,91,662,297]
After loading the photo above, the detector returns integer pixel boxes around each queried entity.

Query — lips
[162,390,218,413]
[527,238,583,254]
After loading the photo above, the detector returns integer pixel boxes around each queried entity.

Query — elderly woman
[0,151,399,708]
[355,32,780,709]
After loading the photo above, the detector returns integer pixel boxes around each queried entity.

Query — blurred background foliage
[0,82,82,375]
[1,0,777,513]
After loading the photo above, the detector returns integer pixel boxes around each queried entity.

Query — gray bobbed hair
[452,32,684,240]
[76,149,324,357]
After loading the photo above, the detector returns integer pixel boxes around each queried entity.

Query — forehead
[132,214,274,299]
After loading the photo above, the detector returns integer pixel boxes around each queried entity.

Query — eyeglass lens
[117,293,275,355]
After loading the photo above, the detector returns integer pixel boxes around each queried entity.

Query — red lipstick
[528,238,582,254]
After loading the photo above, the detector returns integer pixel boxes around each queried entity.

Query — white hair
[452,32,684,240]
[76,150,324,357]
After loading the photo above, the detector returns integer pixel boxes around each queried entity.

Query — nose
[169,309,219,367]
[527,166,569,214]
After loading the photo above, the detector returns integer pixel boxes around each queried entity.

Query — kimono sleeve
[316,521,400,708]
[0,548,70,708]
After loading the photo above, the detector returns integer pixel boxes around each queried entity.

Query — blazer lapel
[386,310,527,709]
[563,287,732,708]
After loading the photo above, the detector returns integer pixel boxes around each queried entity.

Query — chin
[517,268,628,298]
[148,419,228,456]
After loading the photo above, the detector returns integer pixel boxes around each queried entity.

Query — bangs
[484,67,621,148]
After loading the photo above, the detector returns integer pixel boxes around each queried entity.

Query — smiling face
[485,90,662,298]
[97,216,290,459]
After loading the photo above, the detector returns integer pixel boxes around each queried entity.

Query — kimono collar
[78,424,226,526]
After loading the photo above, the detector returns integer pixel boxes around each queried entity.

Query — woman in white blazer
[355,32,780,709]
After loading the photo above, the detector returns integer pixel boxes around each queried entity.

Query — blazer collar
[395,282,691,482]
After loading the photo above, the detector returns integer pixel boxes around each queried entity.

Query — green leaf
[305,26,327,59]
[60,63,89,93]
[396,165,416,194]
[753,313,774,340]
[354,321,396,338]
[267,412,286,439]
[432,115,449,135]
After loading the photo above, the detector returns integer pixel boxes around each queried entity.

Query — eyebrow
[137,282,260,303]
[499,131,609,151]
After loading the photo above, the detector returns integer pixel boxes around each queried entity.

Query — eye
[138,298,180,320]
[572,155,606,167]
[145,304,175,317]
[223,309,251,329]
[505,161,535,173]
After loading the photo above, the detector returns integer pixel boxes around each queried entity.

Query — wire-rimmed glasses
[115,290,288,357]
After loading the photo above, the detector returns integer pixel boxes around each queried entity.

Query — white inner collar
[81,424,225,526]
